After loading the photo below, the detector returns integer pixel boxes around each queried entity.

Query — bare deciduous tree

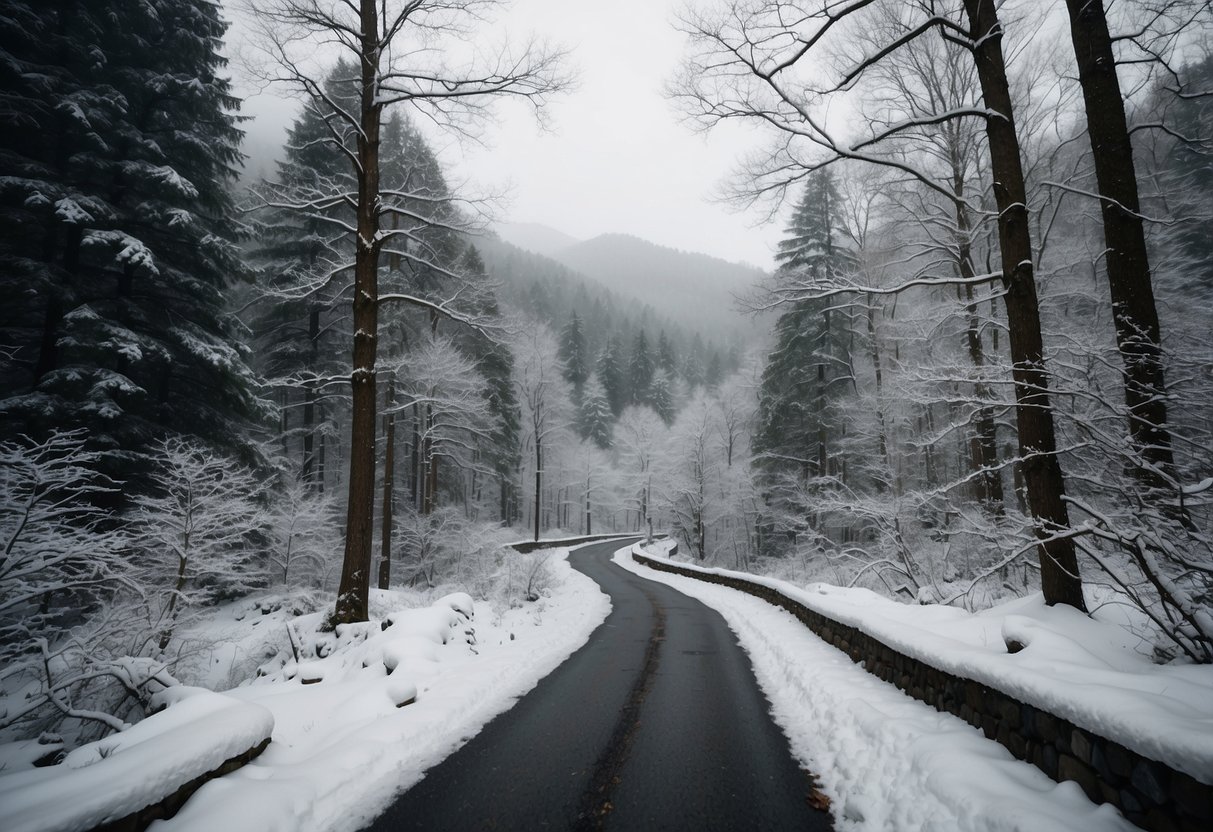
[246,0,566,624]
[674,0,1086,608]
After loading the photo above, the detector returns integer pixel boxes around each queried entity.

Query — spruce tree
[0,0,262,480]
[597,337,627,416]
[629,329,654,405]
[657,330,678,377]
[247,62,355,485]
[452,245,520,518]
[650,369,675,426]
[682,334,705,390]
[558,312,589,393]
[578,374,614,449]
[756,171,851,512]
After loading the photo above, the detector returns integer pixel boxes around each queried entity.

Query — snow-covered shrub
[266,478,340,589]
[391,507,515,598]
[0,431,128,667]
[504,551,554,604]
[126,438,266,653]
[0,432,160,742]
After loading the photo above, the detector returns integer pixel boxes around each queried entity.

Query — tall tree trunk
[332,0,383,626]
[302,304,321,487]
[963,0,1085,610]
[866,296,890,489]
[379,378,396,590]
[1063,0,1177,495]
[585,486,592,535]
[317,418,326,494]
[422,404,435,515]
[533,439,542,541]
[410,403,420,509]
[952,169,1005,512]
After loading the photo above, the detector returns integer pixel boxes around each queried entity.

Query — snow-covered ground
[0,545,610,832]
[149,545,609,832]
[9,535,1204,832]
[0,687,273,832]
[617,543,1141,832]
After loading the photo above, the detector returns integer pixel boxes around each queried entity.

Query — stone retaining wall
[632,552,1212,832]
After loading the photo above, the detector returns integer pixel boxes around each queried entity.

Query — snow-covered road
[364,538,829,831]
[615,547,1136,831]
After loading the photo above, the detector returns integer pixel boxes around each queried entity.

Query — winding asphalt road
[364,538,831,831]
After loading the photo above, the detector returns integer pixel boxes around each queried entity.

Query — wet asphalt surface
[363,538,831,831]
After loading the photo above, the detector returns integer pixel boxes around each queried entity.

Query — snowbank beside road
[618,545,1136,832]
[630,545,1213,786]
[152,545,610,832]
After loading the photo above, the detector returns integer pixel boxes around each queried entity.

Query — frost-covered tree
[650,369,675,426]
[676,0,1087,609]
[578,373,614,450]
[248,0,566,625]
[513,324,574,541]
[616,405,668,533]
[397,334,497,517]
[558,311,589,393]
[0,432,129,672]
[267,478,339,588]
[628,329,654,405]
[128,438,265,653]
[597,337,627,417]
[449,245,521,524]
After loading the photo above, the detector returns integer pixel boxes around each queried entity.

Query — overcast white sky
[228,0,783,270]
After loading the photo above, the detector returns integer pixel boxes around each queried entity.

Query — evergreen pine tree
[682,334,706,389]
[597,337,627,416]
[657,330,678,377]
[0,0,263,479]
[452,245,521,512]
[247,62,355,485]
[629,329,654,405]
[756,171,852,514]
[650,369,675,426]
[558,312,589,393]
[704,352,723,390]
[578,373,614,449]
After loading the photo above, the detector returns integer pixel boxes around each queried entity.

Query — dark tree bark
[379,378,396,590]
[302,304,320,487]
[533,439,542,542]
[951,158,1005,511]
[963,0,1085,610]
[332,0,384,626]
[1063,0,1177,493]
[410,402,421,509]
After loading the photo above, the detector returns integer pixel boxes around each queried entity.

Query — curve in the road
[364,538,830,832]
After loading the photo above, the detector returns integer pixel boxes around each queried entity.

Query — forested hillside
[0,0,1210,779]
[552,232,766,344]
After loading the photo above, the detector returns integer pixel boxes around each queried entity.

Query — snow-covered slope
[152,546,610,832]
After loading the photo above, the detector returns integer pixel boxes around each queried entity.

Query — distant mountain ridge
[494,221,580,258]
[550,233,767,343]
